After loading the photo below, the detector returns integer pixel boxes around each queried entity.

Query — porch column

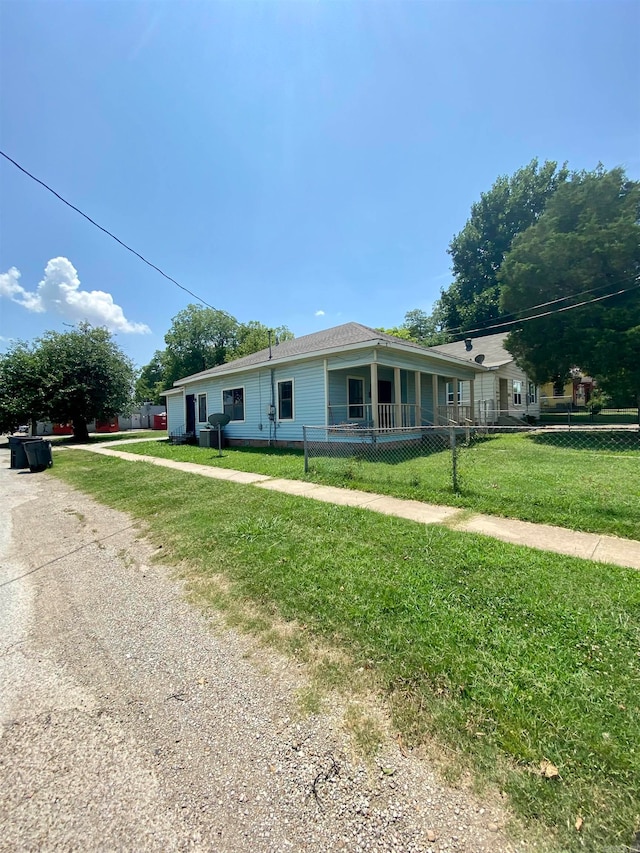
[450,377,459,424]
[370,361,379,429]
[394,367,401,427]
[414,371,421,426]
[469,377,475,424]
[432,374,439,424]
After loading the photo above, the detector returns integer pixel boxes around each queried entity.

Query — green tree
[0,343,43,433]
[163,304,240,386]
[440,158,569,334]
[134,350,167,405]
[235,321,294,359]
[378,308,448,346]
[500,166,640,404]
[36,324,136,441]
[0,324,135,441]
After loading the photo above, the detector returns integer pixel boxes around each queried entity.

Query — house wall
[458,365,540,421]
[166,392,185,434]
[175,358,326,443]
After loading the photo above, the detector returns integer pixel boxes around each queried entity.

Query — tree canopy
[135,305,295,402]
[500,166,640,403]
[0,324,136,440]
[439,158,569,334]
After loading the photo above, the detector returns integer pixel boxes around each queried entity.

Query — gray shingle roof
[429,332,513,368]
[173,322,469,385]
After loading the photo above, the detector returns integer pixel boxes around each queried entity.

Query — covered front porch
[326,361,475,428]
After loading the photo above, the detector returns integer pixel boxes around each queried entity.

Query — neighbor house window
[348,377,365,419]
[446,381,462,404]
[198,393,207,423]
[278,379,294,420]
[513,380,522,406]
[223,387,244,421]
[528,382,537,404]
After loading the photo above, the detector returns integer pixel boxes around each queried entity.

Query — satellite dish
[208,412,231,427]
[474,354,485,364]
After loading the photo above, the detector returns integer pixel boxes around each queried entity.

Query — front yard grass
[50,451,640,853]
[120,432,640,540]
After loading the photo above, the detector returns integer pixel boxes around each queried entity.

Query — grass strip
[49,451,640,852]
[120,432,640,539]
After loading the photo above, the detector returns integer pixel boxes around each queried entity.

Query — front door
[186,394,196,434]
[499,378,508,415]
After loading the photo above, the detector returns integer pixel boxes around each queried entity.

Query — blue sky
[1,0,639,368]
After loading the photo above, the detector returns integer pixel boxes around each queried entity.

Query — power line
[457,282,639,337]
[2,149,638,340]
[438,273,640,338]
[0,149,225,314]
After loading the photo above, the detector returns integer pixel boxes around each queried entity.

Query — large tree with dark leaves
[500,166,640,405]
[0,324,136,440]
[439,159,569,334]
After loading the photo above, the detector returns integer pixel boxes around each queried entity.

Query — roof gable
[429,332,514,368]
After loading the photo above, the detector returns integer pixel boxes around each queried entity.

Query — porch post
[370,361,379,429]
[394,367,401,428]
[432,374,439,424]
[414,371,421,427]
[469,377,475,424]
[324,358,329,426]
[451,376,459,424]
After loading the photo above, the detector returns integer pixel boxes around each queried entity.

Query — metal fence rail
[302,424,640,496]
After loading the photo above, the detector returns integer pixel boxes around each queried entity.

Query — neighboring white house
[429,332,540,424]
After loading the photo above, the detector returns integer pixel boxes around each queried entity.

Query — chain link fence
[302,424,640,496]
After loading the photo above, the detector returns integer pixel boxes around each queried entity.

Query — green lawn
[119,432,640,540]
[53,429,166,444]
[540,410,639,426]
[49,451,640,853]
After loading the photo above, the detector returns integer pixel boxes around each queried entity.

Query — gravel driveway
[0,451,525,852]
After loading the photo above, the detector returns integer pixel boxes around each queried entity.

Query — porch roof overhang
[160,387,185,397]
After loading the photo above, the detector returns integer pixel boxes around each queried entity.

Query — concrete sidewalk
[63,443,640,571]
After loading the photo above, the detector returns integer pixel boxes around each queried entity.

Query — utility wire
[2,149,638,339]
[437,273,640,339]
[0,149,225,314]
[455,282,640,337]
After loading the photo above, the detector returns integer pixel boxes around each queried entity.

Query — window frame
[222,386,245,422]
[347,376,365,420]
[197,392,207,424]
[446,380,462,405]
[277,378,294,421]
[528,382,537,404]
[513,380,523,406]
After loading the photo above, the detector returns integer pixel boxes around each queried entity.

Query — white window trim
[221,385,246,423]
[528,382,537,404]
[513,380,523,406]
[197,392,207,424]
[277,377,295,421]
[347,375,366,420]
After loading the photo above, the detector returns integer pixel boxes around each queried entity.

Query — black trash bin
[8,435,42,469]
[23,439,53,472]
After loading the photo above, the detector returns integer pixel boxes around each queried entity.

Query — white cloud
[0,258,150,334]
[314,309,325,317]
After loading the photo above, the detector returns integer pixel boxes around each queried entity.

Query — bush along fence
[302,424,640,497]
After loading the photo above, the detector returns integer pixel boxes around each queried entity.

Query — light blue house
[162,322,485,446]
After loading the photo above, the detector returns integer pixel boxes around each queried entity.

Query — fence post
[450,426,459,493]
[303,425,309,473]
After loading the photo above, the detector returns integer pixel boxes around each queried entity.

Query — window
[278,379,294,420]
[198,393,207,423]
[223,387,244,421]
[446,381,462,404]
[347,377,365,419]
[528,382,537,404]
[513,380,522,406]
